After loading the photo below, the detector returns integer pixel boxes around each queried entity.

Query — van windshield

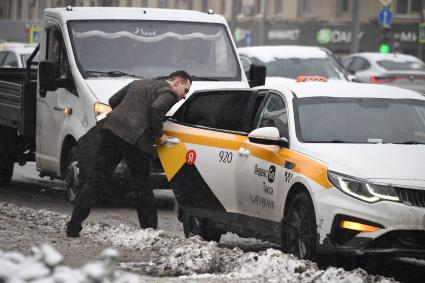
[68,20,240,81]
[294,97,425,144]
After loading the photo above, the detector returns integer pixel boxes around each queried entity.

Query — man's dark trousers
[68,128,157,233]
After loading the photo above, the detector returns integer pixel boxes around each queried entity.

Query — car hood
[85,79,249,115]
[296,143,425,188]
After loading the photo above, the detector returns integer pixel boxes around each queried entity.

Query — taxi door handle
[165,137,180,147]
[238,148,250,157]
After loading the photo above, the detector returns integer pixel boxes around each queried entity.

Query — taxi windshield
[294,97,425,144]
[68,20,240,80]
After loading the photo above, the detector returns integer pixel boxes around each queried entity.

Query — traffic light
[379,27,391,53]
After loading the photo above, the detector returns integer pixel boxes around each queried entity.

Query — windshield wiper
[307,140,348,143]
[86,70,136,78]
[191,75,219,81]
[393,140,425,145]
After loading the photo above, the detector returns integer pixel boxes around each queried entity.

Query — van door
[235,92,290,225]
[36,24,79,174]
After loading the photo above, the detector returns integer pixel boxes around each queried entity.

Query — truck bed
[0,68,37,138]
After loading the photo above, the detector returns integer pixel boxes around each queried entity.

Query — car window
[256,93,289,138]
[20,53,33,68]
[178,91,251,132]
[348,57,368,73]
[47,28,70,79]
[377,60,425,71]
[3,52,18,67]
[0,51,7,65]
[239,55,252,73]
[342,57,353,68]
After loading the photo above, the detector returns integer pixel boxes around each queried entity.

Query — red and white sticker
[186,149,197,165]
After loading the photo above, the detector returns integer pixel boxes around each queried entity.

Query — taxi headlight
[94,102,112,121]
[328,171,399,203]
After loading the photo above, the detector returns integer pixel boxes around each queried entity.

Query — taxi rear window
[173,91,251,132]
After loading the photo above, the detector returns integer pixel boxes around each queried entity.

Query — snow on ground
[0,202,398,282]
[0,244,139,283]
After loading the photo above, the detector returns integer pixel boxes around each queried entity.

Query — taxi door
[236,92,290,224]
[157,90,253,215]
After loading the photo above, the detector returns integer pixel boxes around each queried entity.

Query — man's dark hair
[169,70,192,84]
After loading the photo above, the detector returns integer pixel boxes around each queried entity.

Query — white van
[0,7,265,201]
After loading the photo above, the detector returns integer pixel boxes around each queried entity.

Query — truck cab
[0,7,263,200]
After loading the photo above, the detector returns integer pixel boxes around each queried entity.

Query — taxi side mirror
[248,127,288,147]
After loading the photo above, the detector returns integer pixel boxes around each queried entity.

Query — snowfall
[0,202,402,283]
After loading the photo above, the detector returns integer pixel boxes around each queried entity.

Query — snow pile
[85,223,244,276]
[225,249,396,282]
[0,203,398,282]
[0,244,140,283]
[84,223,164,249]
[85,222,396,282]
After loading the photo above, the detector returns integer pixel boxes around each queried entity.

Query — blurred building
[0,0,424,58]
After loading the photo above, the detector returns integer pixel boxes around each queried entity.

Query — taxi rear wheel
[283,191,317,260]
[183,214,223,242]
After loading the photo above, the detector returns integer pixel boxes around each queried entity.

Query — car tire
[65,146,80,203]
[183,212,223,242]
[0,156,14,186]
[283,191,317,260]
[0,126,16,186]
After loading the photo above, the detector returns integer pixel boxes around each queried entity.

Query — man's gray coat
[103,79,178,155]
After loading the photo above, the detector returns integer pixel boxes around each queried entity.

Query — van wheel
[0,156,14,186]
[65,146,80,203]
[283,191,317,260]
[183,213,223,242]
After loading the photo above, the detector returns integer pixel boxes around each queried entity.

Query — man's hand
[157,134,168,144]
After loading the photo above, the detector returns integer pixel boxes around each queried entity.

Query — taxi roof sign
[296,76,328,82]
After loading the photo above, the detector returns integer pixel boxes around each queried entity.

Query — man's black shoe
[140,213,158,229]
[66,221,82,238]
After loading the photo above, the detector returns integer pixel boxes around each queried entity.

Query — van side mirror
[39,60,58,93]
[248,127,288,147]
[248,64,266,87]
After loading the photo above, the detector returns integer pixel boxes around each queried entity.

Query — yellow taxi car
[157,80,425,260]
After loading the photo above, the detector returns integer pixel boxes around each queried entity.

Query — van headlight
[328,171,400,203]
[94,102,112,121]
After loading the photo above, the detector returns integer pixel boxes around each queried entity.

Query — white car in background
[0,42,36,68]
[238,45,351,84]
[342,52,425,94]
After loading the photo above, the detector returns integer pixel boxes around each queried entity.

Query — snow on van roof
[45,7,227,25]
[264,81,425,100]
[238,45,329,63]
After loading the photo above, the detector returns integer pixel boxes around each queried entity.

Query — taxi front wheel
[282,191,317,260]
[183,213,223,242]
